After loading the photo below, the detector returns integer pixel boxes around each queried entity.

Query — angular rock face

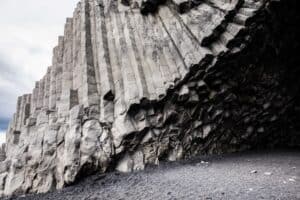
[0,144,6,162]
[1,0,300,197]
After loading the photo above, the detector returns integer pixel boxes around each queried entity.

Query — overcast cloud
[0,0,78,140]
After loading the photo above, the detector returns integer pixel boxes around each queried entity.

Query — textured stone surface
[1,0,300,197]
[0,144,6,162]
[10,150,300,200]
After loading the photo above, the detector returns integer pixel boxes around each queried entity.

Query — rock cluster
[0,0,299,197]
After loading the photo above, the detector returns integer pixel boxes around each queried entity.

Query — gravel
[9,149,300,200]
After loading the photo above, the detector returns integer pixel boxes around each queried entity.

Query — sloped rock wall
[0,144,5,162]
[0,0,299,197]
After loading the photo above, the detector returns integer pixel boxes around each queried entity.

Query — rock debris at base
[7,150,300,200]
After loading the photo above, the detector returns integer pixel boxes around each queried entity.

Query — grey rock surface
[1,0,300,197]
[0,145,6,162]
[9,150,300,200]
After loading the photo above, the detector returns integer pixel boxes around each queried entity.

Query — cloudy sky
[0,0,78,143]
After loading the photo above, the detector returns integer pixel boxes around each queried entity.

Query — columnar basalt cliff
[0,0,299,197]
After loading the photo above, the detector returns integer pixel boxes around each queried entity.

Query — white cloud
[0,0,78,120]
[0,132,6,145]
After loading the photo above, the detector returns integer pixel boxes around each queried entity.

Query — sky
[0,0,79,143]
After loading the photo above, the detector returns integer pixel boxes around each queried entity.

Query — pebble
[197,161,209,165]
[264,172,272,176]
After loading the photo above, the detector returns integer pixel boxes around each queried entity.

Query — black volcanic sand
[8,150,300,200]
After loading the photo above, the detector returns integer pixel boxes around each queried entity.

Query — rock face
[0,144,6,162]
[1,0,300,197]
